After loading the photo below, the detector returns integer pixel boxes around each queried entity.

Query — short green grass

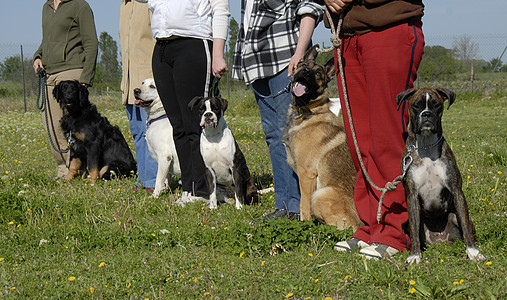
[0,87,505,299]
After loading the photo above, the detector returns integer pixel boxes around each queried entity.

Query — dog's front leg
[65,158,82,181]
[152,156,172,198]
[406,184,423,264]
[208,167,218,209]
[297,168,316,221]
[453,188,485,261]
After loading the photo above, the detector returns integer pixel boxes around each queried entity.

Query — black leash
[210,77,221,98]
[36,67,69,154]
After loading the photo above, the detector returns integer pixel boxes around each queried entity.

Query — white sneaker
[334,238,369,252]
[359,243,399,260]
[175,191,191,207]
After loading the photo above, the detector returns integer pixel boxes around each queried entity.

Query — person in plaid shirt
[232,0,324,221]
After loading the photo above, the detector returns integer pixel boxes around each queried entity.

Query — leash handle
[210,77,221,98]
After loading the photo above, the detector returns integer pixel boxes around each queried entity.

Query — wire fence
[1,34,506,110]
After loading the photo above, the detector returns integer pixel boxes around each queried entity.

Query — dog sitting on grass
[54,80,137,183]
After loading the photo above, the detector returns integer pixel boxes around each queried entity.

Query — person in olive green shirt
[33,0,98,179]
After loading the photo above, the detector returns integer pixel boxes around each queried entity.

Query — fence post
[20,45,27,113]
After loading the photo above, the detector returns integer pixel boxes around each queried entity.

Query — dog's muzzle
[202,112,217,128]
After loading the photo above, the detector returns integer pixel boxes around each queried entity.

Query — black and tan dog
[396,88,485,264]
[283,45,361,229]
[54,80,137,183]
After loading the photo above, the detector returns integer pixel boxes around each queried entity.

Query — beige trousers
[41,69,83,178]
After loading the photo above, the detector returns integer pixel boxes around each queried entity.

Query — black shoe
[252,209,300,224]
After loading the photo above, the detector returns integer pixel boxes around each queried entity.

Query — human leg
[44,69,83,178]
[152,38,210,198]
[336,22,424,253]
[251,69,300,214]
[126,104,158,188]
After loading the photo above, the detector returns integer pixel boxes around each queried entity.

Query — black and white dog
[188,96,258,209]
[397,88,485,264]
[134,78,181,198]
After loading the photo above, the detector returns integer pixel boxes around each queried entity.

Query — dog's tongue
[293,82,307,97]
[134,99,143,106]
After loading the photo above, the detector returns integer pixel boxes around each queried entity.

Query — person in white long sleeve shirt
[137,0,230,201]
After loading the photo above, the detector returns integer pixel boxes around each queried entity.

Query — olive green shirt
[34,0,98,86]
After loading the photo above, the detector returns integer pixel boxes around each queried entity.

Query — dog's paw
[406,254,422,264]
[466,247,485,261]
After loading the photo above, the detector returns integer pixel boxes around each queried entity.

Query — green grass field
[0,86,505,299]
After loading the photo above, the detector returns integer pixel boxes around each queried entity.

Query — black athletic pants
[152,37,212,198]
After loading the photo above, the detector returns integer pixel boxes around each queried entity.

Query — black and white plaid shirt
[232,0,324,85]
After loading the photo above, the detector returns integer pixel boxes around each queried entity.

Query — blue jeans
[251,69,300,213]
[126,105,158,188]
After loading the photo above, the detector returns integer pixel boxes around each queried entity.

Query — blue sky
[1,0,506,61]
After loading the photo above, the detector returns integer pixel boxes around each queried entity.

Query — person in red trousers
[318,0,425,259]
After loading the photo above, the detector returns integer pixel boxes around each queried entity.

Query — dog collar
[147,114,168,128]
[413,135,444,151]
[292,97,327,118]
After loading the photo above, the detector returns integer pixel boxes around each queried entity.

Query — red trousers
[335,21,424,251]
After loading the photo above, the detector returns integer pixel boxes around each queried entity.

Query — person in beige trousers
[33,0,98,179]
[120,0,158,191]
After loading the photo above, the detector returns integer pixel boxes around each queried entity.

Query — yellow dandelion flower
[151,233,156,237]
[440,259,444,263]
[470,164,473,168]
[117,188,120,192]
[486,261,492,266]
[204,292,210,296]
[127,283,131,288]
[460,279,464,284]
[0,258,4,262]
[11,287,16,290]
[344,275,352,280]
[193,278,198,283]
[467,175,470,179]
[8,221,14,225]
[261,260,265,266]
[90,287,95,293]
[308,253,313,257]
[5,171,8,174]
[453,281,460,285]
[69,276,76,281]
[239,251,245,258]
[314,278,319,283]
[325,297,333,300]
[498,171,502,175]
[98,262,105,268]
[224,227,228,230]
[409,288,416,294]
[409,280,416,285]
[118,221,122,226]
[285,292,294,298]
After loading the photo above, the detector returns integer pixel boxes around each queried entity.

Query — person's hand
[324,0,353,14]
[33,58,43,74]
[288,52,304,76]
[212,57,228,78]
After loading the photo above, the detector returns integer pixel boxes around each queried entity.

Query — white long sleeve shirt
[136,0,230,41]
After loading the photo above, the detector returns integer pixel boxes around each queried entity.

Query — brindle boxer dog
[396,88,485,264]
[283,45,361,230]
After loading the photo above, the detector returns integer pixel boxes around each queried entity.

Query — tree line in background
[0,18,505,97]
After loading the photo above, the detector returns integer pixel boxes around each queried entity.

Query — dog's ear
[435,88,456,109]
[53,82,63,103]
[396,88,417,111]
[78,82,89,106]
[188,96,204,110]
[303,44,320,62]
[325,57,336,80]
[217,97,228,112]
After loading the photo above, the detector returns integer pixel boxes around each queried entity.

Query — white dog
[134,78,181,198]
